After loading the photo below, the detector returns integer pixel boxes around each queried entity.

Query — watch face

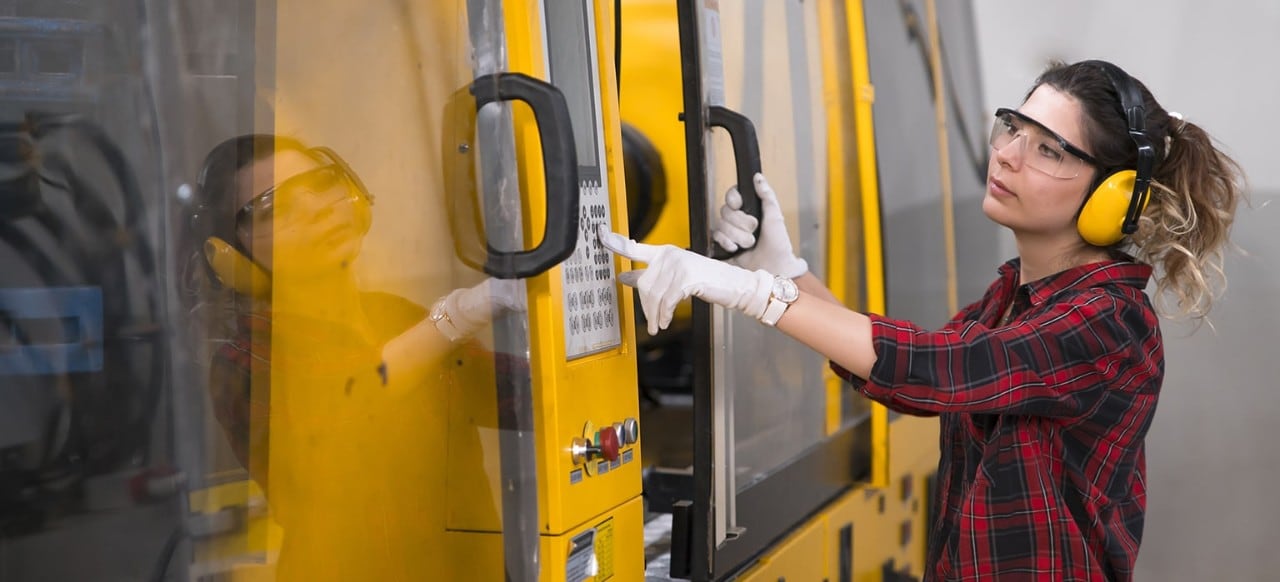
[429,299,448,323]
[773,277,799,303]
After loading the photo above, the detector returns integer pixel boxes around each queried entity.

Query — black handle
[707,106,762,260]
[444,72,580,279]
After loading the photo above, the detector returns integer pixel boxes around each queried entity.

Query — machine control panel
[569,418,639,482]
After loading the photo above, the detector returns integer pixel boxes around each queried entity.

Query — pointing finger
[598,226,659,263]
[618,269,644,287]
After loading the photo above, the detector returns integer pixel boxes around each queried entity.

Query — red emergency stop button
[598,427,620,462]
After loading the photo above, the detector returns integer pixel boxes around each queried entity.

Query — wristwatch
[430,296,465,342]
[759,276,799,326]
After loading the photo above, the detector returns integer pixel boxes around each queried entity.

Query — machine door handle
[707,105,762,260]
[446,72,580,279]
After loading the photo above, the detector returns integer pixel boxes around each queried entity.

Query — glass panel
[0,0,538,580]
[824,0,875,429]
[863,0,950,327]
[0,5,183,581]
[712,0,828,494]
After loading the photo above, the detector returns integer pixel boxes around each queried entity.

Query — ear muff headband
[1077,60,1156,246]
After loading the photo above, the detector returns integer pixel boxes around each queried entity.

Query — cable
[924,0,958,315]
[895,0,987,187]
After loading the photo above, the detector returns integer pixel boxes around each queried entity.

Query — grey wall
[971,2,1280,579]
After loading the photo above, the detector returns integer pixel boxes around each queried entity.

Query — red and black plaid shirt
[833,257,1161,581]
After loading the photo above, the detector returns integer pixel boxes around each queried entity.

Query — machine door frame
[670,1,872,579]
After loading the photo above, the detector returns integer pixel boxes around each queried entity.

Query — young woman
[183,134,520,579]
[186,135,520,469]
[601,59,1243,580]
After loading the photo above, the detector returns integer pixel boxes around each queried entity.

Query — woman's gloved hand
[430,278,524,341]
[712,173,809,279]
[599,226,773,335]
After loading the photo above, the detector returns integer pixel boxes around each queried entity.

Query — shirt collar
[997,255,1153,306]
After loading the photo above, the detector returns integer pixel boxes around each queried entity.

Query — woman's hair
[1030,60,1245,320]
[190,134,309,257]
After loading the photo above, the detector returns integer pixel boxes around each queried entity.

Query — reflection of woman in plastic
[184,134,514,579]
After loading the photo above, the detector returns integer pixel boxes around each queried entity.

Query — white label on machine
[566,527,597,582]
[562,179,621,359]
[566,519,614,582]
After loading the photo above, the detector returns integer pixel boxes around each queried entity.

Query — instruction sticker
[566,519,615,582]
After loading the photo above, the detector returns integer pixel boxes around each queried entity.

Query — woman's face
[982,84,1098,241]
[234,147,368,273]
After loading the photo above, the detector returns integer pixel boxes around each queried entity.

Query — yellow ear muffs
[204,236,272,300]
[1078,169,1150,246]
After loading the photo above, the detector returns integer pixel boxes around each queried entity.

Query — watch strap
[760,297,789,326]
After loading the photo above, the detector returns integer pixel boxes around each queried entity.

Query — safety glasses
[235,146,370,232]
[989,108,1097,179]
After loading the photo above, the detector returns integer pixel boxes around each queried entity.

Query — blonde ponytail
[1127,118,1245,320]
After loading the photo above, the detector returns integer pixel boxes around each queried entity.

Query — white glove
[599,226,773,335]
[712,173,809,278]
[431,278,524,341]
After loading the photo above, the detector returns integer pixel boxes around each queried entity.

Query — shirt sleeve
[830,364,940,417]
[828,296,989,418]
[837,290,1150,417]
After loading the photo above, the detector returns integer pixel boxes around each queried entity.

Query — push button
[622,418,639,444]
[598,426,620,462]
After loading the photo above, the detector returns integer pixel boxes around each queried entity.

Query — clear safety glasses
[989,108,1098,179]
[235,146,371,232]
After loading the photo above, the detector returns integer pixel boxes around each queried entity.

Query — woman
[601,60,1243,580]
[184,134,519,580]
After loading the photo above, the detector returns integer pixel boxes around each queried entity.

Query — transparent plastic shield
[0,4,188,580]
[863,0,950,327]
[0,1,541,580]
[709,1,831,495]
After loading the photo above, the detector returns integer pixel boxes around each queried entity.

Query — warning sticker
[596,518,614,580]
[565,518,614,581]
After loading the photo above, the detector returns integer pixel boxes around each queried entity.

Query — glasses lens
[282,166,341,197]
[236,188,274,233]
[989,111,1018,150]
[989,111,1086,179]
[235,166,346,232]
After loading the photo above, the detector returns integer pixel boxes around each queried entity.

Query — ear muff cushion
[1078,169,1147,246]
[204,236,272,299]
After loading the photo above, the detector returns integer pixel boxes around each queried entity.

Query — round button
[570,437,591,465]
[622,418,639,444]
[598,427,620,462]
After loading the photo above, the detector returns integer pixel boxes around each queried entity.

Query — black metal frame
[671,1,873,579]
[993,107,1098,168]
[672,1,711,577]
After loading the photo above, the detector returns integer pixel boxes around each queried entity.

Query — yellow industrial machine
[203,0,647,579]
[0,0,988,580]
[618,1,940,579]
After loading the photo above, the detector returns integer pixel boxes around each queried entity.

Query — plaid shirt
[832,257,1161,581]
